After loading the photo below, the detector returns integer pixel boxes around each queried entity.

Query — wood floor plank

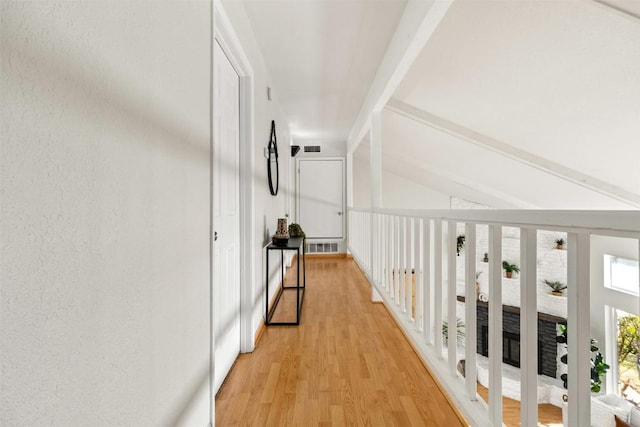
[215,257,466,426]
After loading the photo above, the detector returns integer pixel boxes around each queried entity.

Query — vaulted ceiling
[241,0,640,209]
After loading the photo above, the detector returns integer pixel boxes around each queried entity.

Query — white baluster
[448,220,457,376]
[434,220,443,358]
[567,232,591,427]
[520,227,538,426]
[423,218,432,345]
[414,217,421,330]
[488,224,503,425]
[465,223,477,401]
[406,217,413,318]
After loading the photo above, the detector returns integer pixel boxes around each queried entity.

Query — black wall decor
[267,120,279,196]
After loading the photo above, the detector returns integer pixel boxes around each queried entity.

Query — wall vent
[303,145,321,153]
[306,242,338,254]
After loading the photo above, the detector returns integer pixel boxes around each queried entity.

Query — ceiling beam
[591,0,640,22]
[386,98,640,209]
[346,0,453,154]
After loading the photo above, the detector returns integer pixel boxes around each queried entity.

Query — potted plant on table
[555,238,565,250]
[502,261,520,278]
[544,279,567,296]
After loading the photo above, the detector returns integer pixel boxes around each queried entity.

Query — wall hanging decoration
[267,120,279,196]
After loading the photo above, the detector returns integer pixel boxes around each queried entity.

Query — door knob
[337,212,343,216]
[214,231,218,241]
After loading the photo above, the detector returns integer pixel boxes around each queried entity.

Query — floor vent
[303,145,321,153]
[307,242,338,253]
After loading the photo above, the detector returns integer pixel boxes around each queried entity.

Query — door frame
[214,2,255,355]
[211,4,256,423]
[296,157,346,240]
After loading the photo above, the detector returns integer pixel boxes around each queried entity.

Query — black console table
[265,237,306,325]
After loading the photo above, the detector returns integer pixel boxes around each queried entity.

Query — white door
[298,159,344,239]
[213,41,240,394]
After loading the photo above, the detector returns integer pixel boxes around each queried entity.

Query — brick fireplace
[458,296,565,378]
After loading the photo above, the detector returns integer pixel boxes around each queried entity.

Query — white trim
[604,305,618,394]
[347,0,453,153]
[370,111,382,209]
[209,1,215,424]
[385,99,640,209]
[357,208,640,237]
[214,2,255,354]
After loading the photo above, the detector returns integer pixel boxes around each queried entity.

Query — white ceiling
[393,0,640,200]
[240,0,640,209]
[242,0,407,143]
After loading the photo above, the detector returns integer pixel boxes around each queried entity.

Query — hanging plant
[556,324,610,393]
[456,235,465,256]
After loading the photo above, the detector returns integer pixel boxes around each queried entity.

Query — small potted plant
[555,238,565,250]
[544,279,567,296]
[502,261,520,278]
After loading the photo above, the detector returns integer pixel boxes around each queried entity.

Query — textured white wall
[1,2,211,426]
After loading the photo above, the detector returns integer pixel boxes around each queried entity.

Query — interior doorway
[212,40,241,395]
[297,158,345,240]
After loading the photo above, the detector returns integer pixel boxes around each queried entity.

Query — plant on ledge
[456,235,465,256]
[544,279,567,296]
[555,238,565,250]
[556,324,610,393]
[442,317,465,344]
[502,261,520,278]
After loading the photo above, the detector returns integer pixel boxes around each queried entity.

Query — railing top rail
[348,207,640,236]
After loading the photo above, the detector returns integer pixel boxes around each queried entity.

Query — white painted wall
[352,149,449,210]
[219,1,294,341]
[352,155,371,209]
[382,169,450,209]
[1,2,211,425]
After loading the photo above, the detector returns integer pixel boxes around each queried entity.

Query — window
[604,255,639,296]
[615,309,640,405]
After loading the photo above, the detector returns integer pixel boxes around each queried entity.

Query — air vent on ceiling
[303,145,321,153]
[306,242,338,254]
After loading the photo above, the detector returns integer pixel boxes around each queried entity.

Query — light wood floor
[215,257,466,426]
[476,384,562,426]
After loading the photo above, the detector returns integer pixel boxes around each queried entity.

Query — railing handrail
[347,207,640,426]
[348,207,640,236]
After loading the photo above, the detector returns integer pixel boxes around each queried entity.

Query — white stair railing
[348,208,640,427]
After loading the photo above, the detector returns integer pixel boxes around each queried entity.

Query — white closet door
[298,159,344,239]
[213,40,240,394]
